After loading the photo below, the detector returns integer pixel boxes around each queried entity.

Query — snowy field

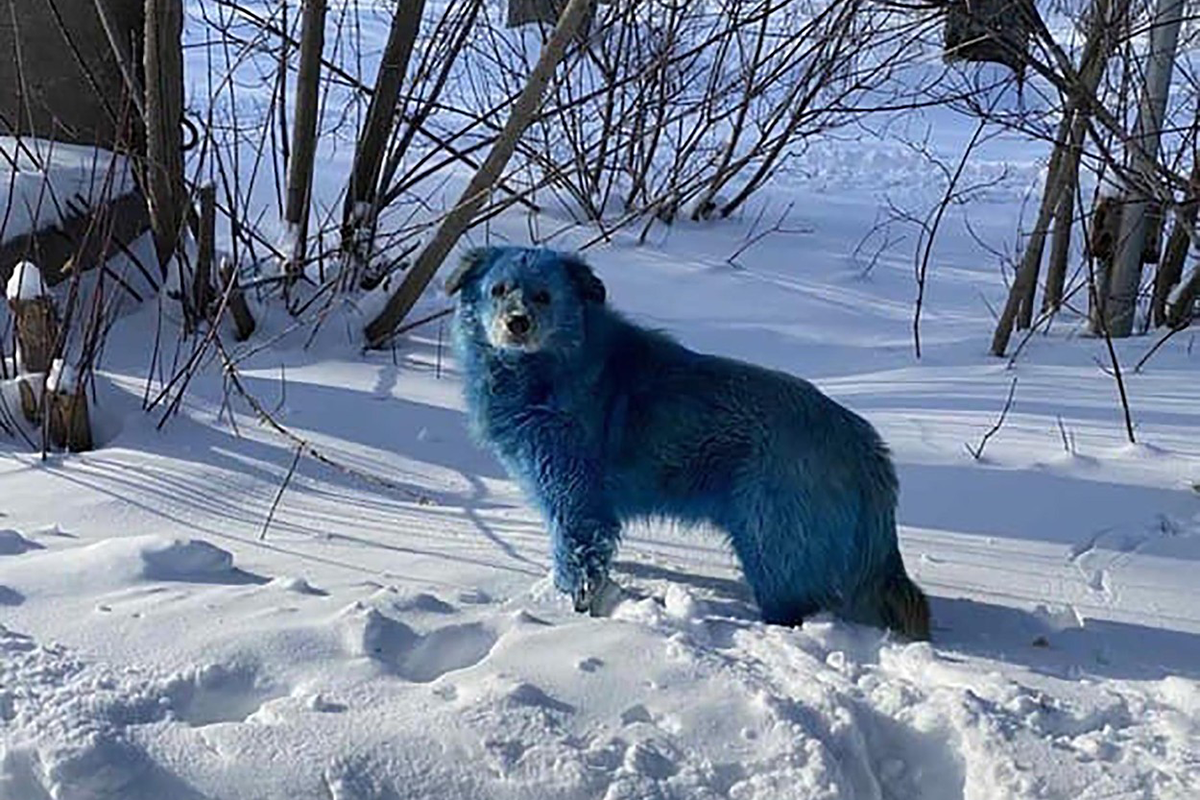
[2,164,1198,797]
[3,6,1200,800]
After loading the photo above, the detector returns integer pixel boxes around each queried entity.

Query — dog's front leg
[537,461,620,615]
[550,505,619,614]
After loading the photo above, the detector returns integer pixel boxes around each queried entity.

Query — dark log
[0,189,152,288]
[220,257,256,341]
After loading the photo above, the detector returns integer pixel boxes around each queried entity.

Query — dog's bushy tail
[879,569,931,641]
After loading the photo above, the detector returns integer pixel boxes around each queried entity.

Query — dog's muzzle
[506,314,531,338]
[488,305,540,350]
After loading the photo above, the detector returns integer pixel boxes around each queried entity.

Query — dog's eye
[490,283,507,298]
[531,290,551,305]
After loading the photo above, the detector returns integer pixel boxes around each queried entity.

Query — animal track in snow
[403,622,501,682]
[341,602,503,682]
[0,529,42,556]
[165,662,287,727]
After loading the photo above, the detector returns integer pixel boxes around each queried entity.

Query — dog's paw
[588,578,624,617]
[573,573,622,617]
[571,571,605,613]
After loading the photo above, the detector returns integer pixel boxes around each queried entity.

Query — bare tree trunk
[1103,0,1184,336]
[144,0,186,276]
[991,133,1073,355]
[1151,160,1199,326]
[1165,262,1199,328]
[283,0,327,280]
[364,0,594,348]
[1011,111,1075,331]
[341,0,425,286]
[991,0,1124,355]
[1042,113,1087,313]
[194,183,216,318]
[277,0,290,172]
[375,0,484,209]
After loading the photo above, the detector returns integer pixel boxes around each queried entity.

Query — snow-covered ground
[2,166,1198,798]
[3,4,1200,798]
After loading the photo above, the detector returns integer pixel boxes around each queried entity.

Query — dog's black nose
[507,315,531,336]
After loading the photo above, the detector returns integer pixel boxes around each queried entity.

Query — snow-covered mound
[2,577,1197,799]
[0,536,242,598]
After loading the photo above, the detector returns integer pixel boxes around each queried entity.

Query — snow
[46,359,80,394]
[6,260,46,302]
[0,182,1196,796]
[0,529,42,556]
[0,6,1198,799]
[0,139,136,249]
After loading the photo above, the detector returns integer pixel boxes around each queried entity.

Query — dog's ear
[444,247,491,296]
[562,254,606,305]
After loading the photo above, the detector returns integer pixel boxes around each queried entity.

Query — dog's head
[447,246,606,356]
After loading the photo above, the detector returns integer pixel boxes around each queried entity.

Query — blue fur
[452,246,925,632]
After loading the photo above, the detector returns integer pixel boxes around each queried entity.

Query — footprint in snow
[343,604,503,682]
[0,529,43,556]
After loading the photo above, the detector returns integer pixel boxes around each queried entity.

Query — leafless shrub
[14,0,1197,449]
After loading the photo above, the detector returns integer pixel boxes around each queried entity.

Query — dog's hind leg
[878,568,931,640]
[838,554,931,641]
[719,486,829,627]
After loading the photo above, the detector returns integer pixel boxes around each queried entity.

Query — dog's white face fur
[459,248,603,358]
[484,281,550,353]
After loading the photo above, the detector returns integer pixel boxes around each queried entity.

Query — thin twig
[966,377,1018,461]
[260,443,303,540]
[915,118,988,359]
[213,336,432,502]
[1134,323,1185,373]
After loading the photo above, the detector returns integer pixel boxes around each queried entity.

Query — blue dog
[448,246,930,639]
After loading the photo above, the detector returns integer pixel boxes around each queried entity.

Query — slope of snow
[0,140,135,245]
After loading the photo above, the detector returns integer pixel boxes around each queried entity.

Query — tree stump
[48,387,93,452]
[220,258,257,341]
[9,292,59,424]
[11,295,59,375]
